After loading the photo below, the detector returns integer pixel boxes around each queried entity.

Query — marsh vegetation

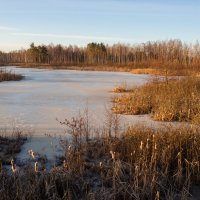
[1,120,200,199]
[1,67,200,199]
[0,129,27,165]
[112,77,200,123]
[0,69,23,82]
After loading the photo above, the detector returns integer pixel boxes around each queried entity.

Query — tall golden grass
[113,77,200,123]
[1,123,200,199]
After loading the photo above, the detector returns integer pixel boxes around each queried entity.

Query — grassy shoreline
[112,77,200,124]
[2,63,200,76]
[0,69,24,82]
[1,63,132,72]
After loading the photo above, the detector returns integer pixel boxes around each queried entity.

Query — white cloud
[0,26,17,31]
[11,32,129,42]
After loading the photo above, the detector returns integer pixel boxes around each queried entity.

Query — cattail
[68,145,71,151]
[155,191,160,200]
[177,152,182,167]
[11,159,16,173]
[153,134,155,143]
[28,149,36,160]
[63,160,68,168]
[110,151,116,160]
[140,141,143,151]
[146,138,149,149]
[135,165,139,173]
[35,161,39,173]
[100,162,103,168]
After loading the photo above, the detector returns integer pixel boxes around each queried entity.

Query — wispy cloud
[11,32,129,42]
[0,26,17,31]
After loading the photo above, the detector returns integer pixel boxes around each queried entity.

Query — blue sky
[0,0,200,51]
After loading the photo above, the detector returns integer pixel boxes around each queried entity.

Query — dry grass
[1,123,200,199]
[0,168,81,200]
[1,82,200,199]
[112,85,127,93]
[131,68,165,75]
[0,129,27,165]
[112,82,133,93]
[0,69,23,82]
[17,63,131,72]
[130,68,192,76]
[112,77,200,123]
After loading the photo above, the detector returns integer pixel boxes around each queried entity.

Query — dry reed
[112,77,200,123]
[1,123,200,199]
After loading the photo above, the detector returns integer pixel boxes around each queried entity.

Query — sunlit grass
[112,77,200,123]
[1,123,200,199]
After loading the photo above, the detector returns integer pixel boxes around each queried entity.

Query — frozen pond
[0,66,150,134]
[0,66,151,165]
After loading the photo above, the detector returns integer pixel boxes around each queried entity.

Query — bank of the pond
[3,63,198,76]
[112,77,200,124]
[0,69,23,82]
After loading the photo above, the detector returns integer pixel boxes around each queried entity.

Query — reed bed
[1,121,200,199]
[0,69,23,82]
[112,77,200,123]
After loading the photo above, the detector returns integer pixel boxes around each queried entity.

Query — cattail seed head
[63,160,68,168]
[146,139,149,149]
[11,159,16,173]
[35,161,39,173]
[155,191,160,200]
[100,162,102,168]
[135,165,139,174]
[153,134,155,142]
[110,151,116,160]
[28,149,36,160]
[140,141,143,151]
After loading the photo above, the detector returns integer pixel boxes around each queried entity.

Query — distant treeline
[1,40,200,71]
